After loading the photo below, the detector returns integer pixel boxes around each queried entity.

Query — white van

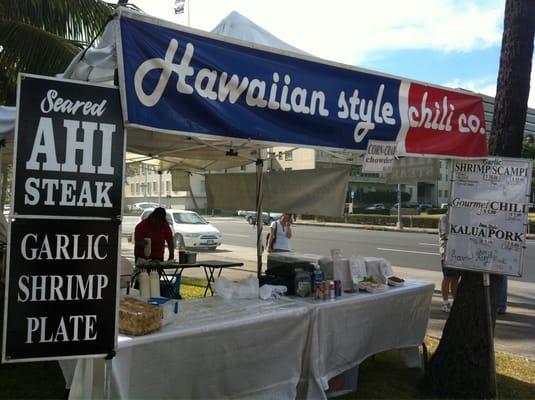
[139,209,223,249]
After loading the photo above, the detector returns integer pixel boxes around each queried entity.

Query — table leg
[159,269,181,300]
[202,267,219,296]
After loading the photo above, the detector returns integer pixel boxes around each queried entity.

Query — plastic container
[139,270,151,297]
[149,270,161,297]
[295,268,312,297]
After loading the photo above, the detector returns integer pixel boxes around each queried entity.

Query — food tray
[387,276,405,287]
[358,282,388,293]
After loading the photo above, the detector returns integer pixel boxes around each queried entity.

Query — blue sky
[132,0,533,107]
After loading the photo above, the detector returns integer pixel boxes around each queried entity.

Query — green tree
[0,0,115,105]
[424,1,535,398]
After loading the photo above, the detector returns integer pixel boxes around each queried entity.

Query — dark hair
[148,207,167,223]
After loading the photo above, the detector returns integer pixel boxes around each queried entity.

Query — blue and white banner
[117,11,487,157]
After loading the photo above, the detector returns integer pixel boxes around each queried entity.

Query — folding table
[197,260,244,296]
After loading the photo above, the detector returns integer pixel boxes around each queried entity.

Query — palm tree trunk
[423,0,535,398]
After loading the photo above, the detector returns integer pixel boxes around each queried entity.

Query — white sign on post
[446,158,532,276]
[362,140,397,173]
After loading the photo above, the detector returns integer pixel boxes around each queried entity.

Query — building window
[278,151,283,160]
[284,151,293,161]
[153,182,157,193]
[444,190,448,197]
[130,184,134,195]
[166,181,171,192]
[408,187,413,195]
[136,183,140,194]
[240,165,246,171]
[438,190,442,197]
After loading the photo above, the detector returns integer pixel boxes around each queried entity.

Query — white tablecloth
[67,280,433,399]
[69,298,311,399]
[294,280,434,398]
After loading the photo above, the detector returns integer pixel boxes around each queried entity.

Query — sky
[129,0,535,108]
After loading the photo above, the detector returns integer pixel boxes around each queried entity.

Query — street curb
[294,220,535,239]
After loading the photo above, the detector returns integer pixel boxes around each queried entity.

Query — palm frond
[0,19,82,104]
[0,0,114,42]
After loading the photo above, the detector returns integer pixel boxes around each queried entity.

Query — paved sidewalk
[293,219,535,239]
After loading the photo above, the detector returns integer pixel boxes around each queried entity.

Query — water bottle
[313,264,323,285]
[139,270,150,297]
[149,270,160,297]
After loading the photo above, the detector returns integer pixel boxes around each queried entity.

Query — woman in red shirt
[134,207,175,261]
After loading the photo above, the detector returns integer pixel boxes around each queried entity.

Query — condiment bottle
[143,237,151,258]
[295,268,311,297]
[149,270,160,297]
[139,270,150,297]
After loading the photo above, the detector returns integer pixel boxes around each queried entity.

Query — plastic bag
[214,275,259,299]
[259,284,287,300]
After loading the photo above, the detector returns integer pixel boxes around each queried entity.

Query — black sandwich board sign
[4,220,119,360]
[12,75,124,219]
[2,74,124,362]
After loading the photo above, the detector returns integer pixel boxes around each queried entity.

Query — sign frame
[445,157,532,277]
[2,74,125,363]
[11,74,125,219]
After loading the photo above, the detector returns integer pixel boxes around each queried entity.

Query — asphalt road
[122,215,535,283]
[203,217,535,284]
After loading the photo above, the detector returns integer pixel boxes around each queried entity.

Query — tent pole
[255,159,264,278]
[158,171,162,205]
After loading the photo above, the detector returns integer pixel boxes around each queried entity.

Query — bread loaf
[119,297,162,336]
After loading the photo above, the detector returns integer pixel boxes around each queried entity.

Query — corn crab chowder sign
[446,158,532,276]
[117,10,488,158]
[13,75,124,218]
[362,140,397,173]
[2,75,123,363]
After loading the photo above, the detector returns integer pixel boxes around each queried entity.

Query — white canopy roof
[0,10,300,171]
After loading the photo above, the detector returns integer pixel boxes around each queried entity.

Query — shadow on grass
[0,361,65,399]
[339,348,535,400]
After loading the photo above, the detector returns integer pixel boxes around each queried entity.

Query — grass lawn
[350,337,535,399]
[1,279,534,399]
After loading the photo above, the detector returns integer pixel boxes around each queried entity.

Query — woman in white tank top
[267,213,292,252]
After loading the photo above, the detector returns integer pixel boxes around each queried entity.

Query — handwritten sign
[446,158,532,276]
[362,140,397,173]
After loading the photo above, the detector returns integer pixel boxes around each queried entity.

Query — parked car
[138,208,222,249]
[365,203,385,210]
[417,203,433,211]
[245,211,282,225]
[132,202,161,212]
[236,210,248,216]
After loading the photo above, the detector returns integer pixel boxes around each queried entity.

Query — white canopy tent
[1,8,488,274]
[0,11,301,172]
[0,10,352,275]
